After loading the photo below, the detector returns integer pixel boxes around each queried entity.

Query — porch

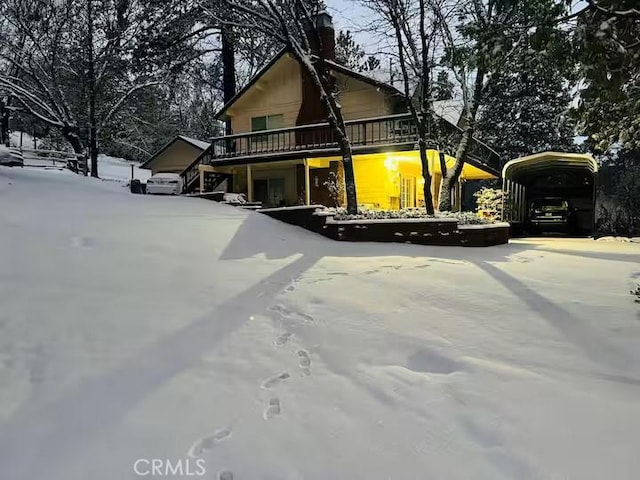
[180,112,501,196]
[196,149,497,211]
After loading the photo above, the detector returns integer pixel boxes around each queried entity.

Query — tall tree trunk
[336,134,357,213]
[418,139,435,214]
[222,26,236,136]
[438,69,485,211]
[387,2,435,214]
[294,53,358,213]
[87,0,98,178]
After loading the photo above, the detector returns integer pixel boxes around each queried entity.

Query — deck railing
[192,113,500,174]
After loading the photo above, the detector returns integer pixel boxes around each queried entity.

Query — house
[182,12,499,210]
[141,135,210,176]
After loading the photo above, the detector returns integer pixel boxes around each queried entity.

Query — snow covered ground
[5,132,150,182]
[1,166,639,480]
[98,154,151,183]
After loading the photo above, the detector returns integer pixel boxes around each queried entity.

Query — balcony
[183,113,500,191]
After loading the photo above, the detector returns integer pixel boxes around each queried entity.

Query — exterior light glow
[384,156,398,172]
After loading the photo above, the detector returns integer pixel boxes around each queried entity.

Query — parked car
[146,173,183,195]
[527,197,572,233]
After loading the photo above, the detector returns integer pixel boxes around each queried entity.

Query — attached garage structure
[502,152,598,235]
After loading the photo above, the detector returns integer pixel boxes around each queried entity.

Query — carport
[502,152,598,235]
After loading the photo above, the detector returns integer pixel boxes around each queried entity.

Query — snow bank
[1,167,640,480]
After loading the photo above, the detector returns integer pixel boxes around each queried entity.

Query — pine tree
[433,71,453,101]
[574,0,640,158]
[477,50,577,165]
[335,30,380,72]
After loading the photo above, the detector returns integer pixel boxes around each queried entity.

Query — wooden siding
[228,54,302,135]
[148,140,204,175]
[226,55,395,135]
[336,74,394,121]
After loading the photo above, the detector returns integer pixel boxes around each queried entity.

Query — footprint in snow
[264,398,281,419]
[275,332,293,346]
[298,350,311,376]
[268,304,290,316]
[413,264,431,269]
[262,372,291,389]
[267,304,314,323]
[187,428,232,458]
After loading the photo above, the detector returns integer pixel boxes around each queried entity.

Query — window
[400,176,416,208]
[251,114,284,132]
[250,114,285,151]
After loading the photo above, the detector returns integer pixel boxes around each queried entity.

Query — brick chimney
[306,11,336,61]
[296,11,337,131]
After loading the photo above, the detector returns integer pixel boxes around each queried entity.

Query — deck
[181,113,500,192]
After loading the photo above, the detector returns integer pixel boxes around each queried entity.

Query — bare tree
[0,0,204,176]
[204,0,359,214]
[361,0,438,214]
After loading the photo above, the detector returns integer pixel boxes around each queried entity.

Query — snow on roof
[177,135,210,151]
[149,172,182,179]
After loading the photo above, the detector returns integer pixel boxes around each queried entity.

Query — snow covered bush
[322,207,492,225]
[474,187,509,221]
[437,211,492,225]
[323,170,345,207]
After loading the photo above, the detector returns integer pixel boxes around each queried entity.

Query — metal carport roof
[503,152,598,181]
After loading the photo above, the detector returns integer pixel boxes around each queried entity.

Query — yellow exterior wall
[148,140,204,175]
[228,54,302,134]
[352,154,396,209]
[311,149,495,210]
[336,74,394,121]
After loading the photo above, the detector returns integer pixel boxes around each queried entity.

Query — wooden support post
[455,179,463,212]
[432,174,441,211]
[304,159,311,205]
[199,169,205,194]
[247,164,253,202]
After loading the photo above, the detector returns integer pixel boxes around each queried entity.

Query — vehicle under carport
[502,152,598,236]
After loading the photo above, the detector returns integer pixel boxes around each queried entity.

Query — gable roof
[324,59,403,98]
[140,135,210,169]
[214,48,403,120]
[177,135,211,151]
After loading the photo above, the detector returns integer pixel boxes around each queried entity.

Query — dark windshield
[532,198,567,208]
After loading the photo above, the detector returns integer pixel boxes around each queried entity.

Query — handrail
[206,113,416,142]
[179,113,500,185]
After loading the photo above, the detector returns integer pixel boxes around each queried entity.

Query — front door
[254,178,286,207]
[268,178,285,206]
[310,168,334,207]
